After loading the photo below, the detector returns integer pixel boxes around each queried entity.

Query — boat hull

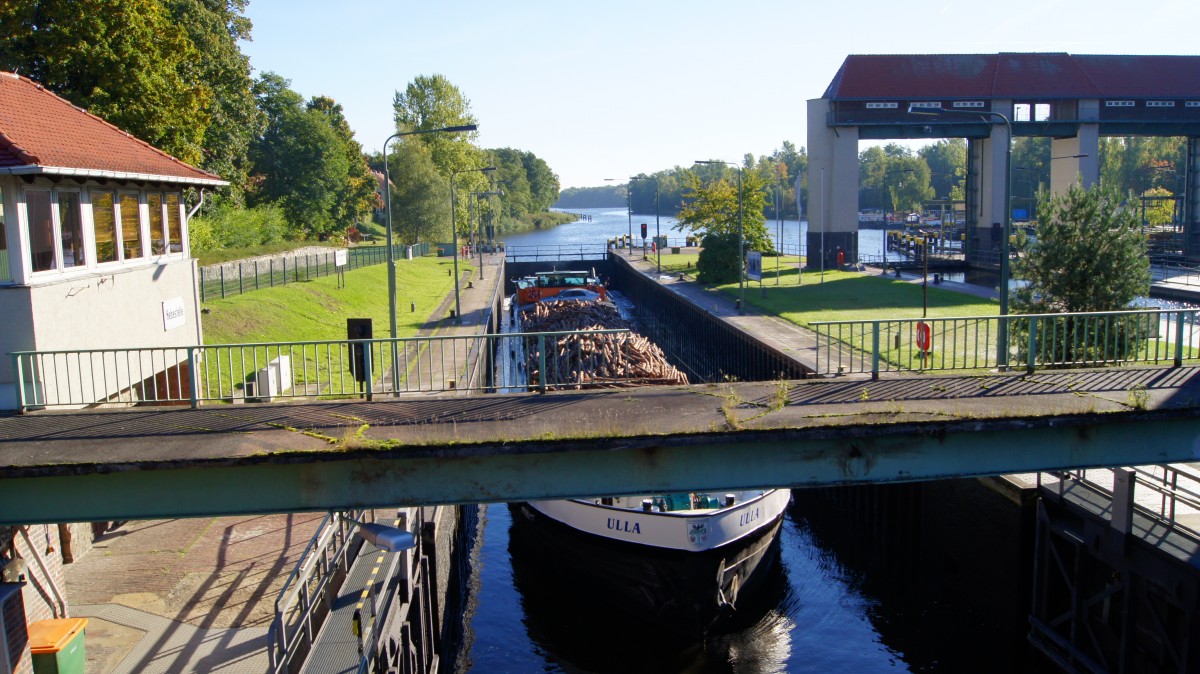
[509,491,788,639]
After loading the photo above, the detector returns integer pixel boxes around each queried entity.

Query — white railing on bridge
[811,308,1200,378]
[504,244,608,261]
[8,328,634,412]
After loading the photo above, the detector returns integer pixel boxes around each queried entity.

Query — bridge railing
[9,328,633,412]
[811,308,1200,378]
[504,244,608,261]
[1038,465,1200,543]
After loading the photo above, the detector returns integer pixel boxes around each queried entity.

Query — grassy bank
[202,256,470,345]
[653,250,998,323]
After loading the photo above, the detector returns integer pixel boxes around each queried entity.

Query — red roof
[824,53,1200,101]
[0,72,225,185]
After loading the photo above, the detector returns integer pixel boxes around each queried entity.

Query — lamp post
[473,188,503,279]
[630,176,661,272]
[449,166,495,321]
[340,513,416,552]
[909,104,1012,368]
[382,124,477,341]
[695,160,745,313]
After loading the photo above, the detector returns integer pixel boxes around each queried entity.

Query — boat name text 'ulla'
[739,508,761,527]
[607,518,642,534]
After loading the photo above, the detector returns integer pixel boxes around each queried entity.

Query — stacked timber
[523,300,687,389]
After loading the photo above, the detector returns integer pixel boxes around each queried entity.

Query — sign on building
[162,298,186,331]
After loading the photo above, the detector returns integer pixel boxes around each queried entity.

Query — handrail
[9,327,633,412]
[811,308,1199,378]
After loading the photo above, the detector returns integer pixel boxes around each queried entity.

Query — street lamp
[630,175,661,272]
[382,124,477,341]
[472,188,504,279]
[695,160,745,314]
[450,166,495,321]
[340,513,416,552]
[908,104,1012,368]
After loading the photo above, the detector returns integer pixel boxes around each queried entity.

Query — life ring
[916,321,931,352]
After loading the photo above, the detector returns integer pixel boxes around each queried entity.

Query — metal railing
[1038,465,1200,543]
[198,243,432,302]
[504,244,608,261]
[812,308,1200,378]
[268,509,371,674]
[1150,260,1200,288]
[10,328,634,411]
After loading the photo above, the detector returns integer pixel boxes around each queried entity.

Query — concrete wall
[806,98,861,268]
[1,259,202,409]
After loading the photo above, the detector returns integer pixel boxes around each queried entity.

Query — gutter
[0,164,228,187]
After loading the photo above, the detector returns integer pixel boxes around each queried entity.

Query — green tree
[1013,182,1149,314]
[677,168,772,282]
[0,0,209,164]
[384,141,450,244]
[249,73,351,239]
[918,139,966,201]
[308,95,379,228]
[166,0,260,203]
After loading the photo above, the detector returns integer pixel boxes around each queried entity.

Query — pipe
[186,188,207,221]
[18,525,67,618]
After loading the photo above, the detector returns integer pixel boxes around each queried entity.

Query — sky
[239,0,1195,189]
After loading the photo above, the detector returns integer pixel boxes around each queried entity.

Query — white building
[0,72,226,410]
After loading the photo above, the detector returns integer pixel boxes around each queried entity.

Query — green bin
[28,618,87,674]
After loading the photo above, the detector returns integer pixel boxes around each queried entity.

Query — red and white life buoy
[916,321,931,352]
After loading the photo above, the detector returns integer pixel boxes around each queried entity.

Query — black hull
[508,501,784,641]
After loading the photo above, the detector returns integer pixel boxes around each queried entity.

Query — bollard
[410,301,416,312]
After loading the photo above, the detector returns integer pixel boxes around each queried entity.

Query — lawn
[198,256,470,399]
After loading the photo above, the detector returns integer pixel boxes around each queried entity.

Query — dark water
[453,210,1046,672]
[456,500,1041,673]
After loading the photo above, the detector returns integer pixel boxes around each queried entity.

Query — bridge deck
[4,253,1200,524]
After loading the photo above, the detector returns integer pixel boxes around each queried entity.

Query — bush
[189,204,289,255]
[696,232,740,283]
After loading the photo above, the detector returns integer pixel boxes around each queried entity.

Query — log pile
[523,300,687,389]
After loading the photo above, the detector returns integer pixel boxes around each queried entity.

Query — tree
[677,168,772,281]
[1013,182,1149,314]
[249,73,352,239]
[0,0,209,164]
[309,96,379,227]
[384,141,450,244]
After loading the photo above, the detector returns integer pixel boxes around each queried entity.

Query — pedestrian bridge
[2,364,1199,525]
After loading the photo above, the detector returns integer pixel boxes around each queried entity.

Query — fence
[198,243,432,302]
[1150,260,1200,288]
[10,328,635,412]
[811,308,1200,378]
[1038,464,1200,543]
[504,244,609,262]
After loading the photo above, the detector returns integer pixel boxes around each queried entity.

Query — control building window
[119,193,142,260]
[93,191,118,263]
[148,193,165,254]
[166,193,182,253]
[0,201,9,281]
[58,191,84,268]
[26,190,54,272]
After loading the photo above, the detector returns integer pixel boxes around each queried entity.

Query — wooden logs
[523,300,687,389]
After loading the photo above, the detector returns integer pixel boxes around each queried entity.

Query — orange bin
[28,618,88,674]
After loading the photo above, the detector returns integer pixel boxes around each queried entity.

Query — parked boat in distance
[513,270,607,308]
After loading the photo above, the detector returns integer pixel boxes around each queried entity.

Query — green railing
[812,308,1200,378]
[10,328,633,412]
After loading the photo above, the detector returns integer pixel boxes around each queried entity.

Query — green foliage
[696,232,741,283]
[188,203,288,255]
[1140,187,1176,226]
[248,73,371,239]
[383,141,450,244]
[1014,182,1149,314]
[676,169,772,252]
[555,186,626,208]
[858,145,933,213]
[0,0,210,164]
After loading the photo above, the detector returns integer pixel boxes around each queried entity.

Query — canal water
[454,208,1046,673]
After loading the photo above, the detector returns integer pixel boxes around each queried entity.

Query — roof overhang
[0,165,228,187]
